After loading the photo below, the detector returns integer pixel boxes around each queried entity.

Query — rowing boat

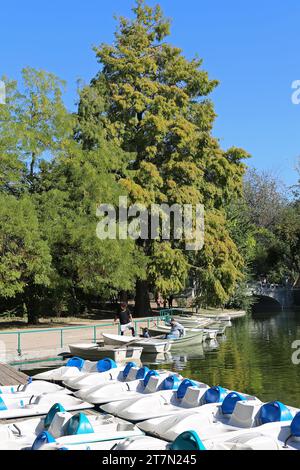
[102,333,171,353]
[68,343,143,362]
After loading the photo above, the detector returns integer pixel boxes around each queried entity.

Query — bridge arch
[252,294,282,314]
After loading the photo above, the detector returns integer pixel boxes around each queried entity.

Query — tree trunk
[26,293,40,325]
[134,280,151,317]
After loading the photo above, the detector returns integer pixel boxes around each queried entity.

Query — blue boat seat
[203,386,227,404]
[66,356,85,370]
[31,431,56,450]
[170,430,206,451]
[161,375,181,391]
[122,362,137,379]
[64,413,94,436]
[259,401,293,425]
[176,379,198,400]
[96,357,117,372]
[221,392,246,415]
[291,412,300,437]
[136,366,150,380]
[143,370,159,387]
[44,403,66,429]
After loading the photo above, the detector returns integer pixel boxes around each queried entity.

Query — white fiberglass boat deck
[63,363,150,390]
[0,392,93,420]
[31,430,205,451]
[102,333,171,353]
[33,357,130,383]
[101,378,210,421]
[0,380,71,397]
[139,394,299,442]
[75,370,182,404]
[0,403,143,450]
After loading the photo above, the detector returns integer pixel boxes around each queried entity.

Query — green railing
[0,315,169,356]
[159,308,185,322]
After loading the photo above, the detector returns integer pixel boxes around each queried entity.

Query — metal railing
[159,308,186,321]
[0,315,169,356]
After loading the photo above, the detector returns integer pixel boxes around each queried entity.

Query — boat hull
[68,343,143,362]
[102,334,171,353]
[147,329,204,348]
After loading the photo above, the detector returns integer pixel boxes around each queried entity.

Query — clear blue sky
[1,0,300,186]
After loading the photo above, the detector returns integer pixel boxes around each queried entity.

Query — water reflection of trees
[153,314,300,407]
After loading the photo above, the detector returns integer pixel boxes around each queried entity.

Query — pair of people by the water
[114,302,184,340]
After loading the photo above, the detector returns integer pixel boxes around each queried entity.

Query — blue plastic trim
[136,366,150,380]
[44,403,66,429]
[161,375,181,391]
[259,401,293,424]
[122,362,136,379]
[176,379,198,400]
[96,358,117,372]
[64,413,94,436]
[66,356,85,370]
[291,412,300,437]
[31,431,56,450]
[170,430,206,451]
[0,396,7,411]
[203,386,228,404]
[221,392,246,415]
[143,370,159,387]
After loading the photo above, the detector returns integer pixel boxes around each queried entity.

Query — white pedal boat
[0,403,143,450]
[0,379,71,397]
[0,392,93,420]
[114,430,206,451]
[102,333,170,353]
[33,357,124,383]
[101,378,210,421]
[63,362,147,390]
[36,430,205,451]
[75,370,181,404]
[199,403,300,450]
[139,391,298,442]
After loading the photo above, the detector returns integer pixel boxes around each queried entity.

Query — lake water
[19,309,300,408]
[144,310,300,408]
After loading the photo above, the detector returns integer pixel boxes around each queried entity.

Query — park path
[0,317,157,360]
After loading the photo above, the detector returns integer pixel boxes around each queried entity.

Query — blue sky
[1,0,300,186]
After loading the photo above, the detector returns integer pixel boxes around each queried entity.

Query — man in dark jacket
[114,302,135,336]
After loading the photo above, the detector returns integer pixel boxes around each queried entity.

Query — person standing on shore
[114,302,135,337]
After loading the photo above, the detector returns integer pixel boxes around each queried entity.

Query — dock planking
[0,362,28,386]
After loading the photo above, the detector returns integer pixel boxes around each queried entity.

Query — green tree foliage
[0,194,52,322]
[77,0,249,312]
[0,68,145,322]
[35,144,146,315]
[1,69,74,193]
[240,168,300,286]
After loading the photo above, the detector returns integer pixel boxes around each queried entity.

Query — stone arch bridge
[247,283,299,311]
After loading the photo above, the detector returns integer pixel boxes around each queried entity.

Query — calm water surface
[145,310,300,407]
[20,310,300,407]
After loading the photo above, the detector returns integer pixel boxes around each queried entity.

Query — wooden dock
[0,362,28,386]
